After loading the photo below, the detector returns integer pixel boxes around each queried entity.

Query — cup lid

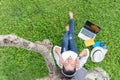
[93,41,106,49]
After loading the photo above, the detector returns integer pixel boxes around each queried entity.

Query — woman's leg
[61,25,69,53]
[68,12,78,54]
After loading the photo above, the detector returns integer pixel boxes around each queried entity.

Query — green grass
[0,0,120,80]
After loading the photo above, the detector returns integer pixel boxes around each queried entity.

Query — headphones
[91,47,105,62]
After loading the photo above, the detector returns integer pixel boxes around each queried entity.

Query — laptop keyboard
[81,28,95,38]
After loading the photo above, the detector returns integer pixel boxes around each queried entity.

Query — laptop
[78,20,101,40]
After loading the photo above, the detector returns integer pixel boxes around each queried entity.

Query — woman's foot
[66,24,69,31]
[69,11,73,19]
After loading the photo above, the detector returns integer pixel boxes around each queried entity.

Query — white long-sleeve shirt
[53,46,89,69]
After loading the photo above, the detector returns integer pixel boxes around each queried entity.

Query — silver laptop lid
[84,20,101,34]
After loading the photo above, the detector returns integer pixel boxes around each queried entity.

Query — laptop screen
[84,21,101,34]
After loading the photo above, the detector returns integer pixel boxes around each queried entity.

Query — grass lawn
[0,0,120,80]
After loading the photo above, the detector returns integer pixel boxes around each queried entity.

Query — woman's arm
[76,49,89,68]
[55,47,64,66]
[76,57,80,68]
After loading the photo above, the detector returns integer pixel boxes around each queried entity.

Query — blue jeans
[61,19,78,54]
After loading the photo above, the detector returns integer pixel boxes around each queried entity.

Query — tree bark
[0,34,68,80]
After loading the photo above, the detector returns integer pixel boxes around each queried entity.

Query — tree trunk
[0,34,69,80]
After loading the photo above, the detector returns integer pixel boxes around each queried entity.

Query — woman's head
[62,66,76,77]
[62,56,77,77]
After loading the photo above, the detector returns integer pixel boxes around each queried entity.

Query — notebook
[78,20,101,40]
[84,38,95,47]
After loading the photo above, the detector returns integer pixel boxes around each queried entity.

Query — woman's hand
[55,47,61,54]
[79,49,88,57]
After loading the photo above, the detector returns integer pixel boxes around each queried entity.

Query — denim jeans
[61,19,78,54]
